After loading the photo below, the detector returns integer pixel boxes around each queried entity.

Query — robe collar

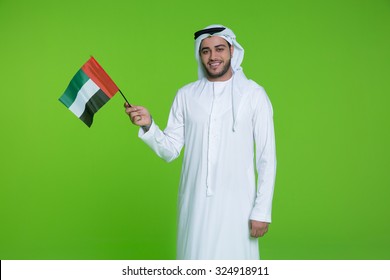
[196,70,250,132]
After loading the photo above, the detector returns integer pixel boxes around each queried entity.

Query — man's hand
[250,220,269,238]
[124,103,152,127]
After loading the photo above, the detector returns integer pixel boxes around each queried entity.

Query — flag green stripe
[59,69,90,108]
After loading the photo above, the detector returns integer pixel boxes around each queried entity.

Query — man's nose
[209,50,217,60]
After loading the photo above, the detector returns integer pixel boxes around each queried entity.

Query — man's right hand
[124,103,152,128]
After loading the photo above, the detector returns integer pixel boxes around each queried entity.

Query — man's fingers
[126,107,139,114]
[250,221,269,238]
[129,111,144,119]
[130,114,142,123]
[124,104,151,127]
[251,228,261,238]
[251,230,265,238]
[125,105,143,112]
[134,116,142,122]
[251,228,256,238]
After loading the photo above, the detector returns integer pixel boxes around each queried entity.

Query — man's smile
[208,60,222,69]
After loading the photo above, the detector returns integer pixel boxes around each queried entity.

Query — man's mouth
[208,61,222,69]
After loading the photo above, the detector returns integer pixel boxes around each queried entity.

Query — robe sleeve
[138,90,185,163]
[249,86,277,223]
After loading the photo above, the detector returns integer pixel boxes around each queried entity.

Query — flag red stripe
[81,57,119,98]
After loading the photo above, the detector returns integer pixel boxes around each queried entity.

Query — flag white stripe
[68,79,100,117]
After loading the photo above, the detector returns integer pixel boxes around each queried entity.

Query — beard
[203,56,232,80]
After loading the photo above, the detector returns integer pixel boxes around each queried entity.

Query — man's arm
[124,92,185,163]
[249,87,277,237]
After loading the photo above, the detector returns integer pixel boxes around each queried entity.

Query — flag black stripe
[79,89,110,127]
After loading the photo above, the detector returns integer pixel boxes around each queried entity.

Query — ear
[230,44,234,58]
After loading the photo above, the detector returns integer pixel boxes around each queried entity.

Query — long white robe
[139,72,276,259]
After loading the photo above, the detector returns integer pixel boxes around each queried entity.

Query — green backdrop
[0,0,389,260]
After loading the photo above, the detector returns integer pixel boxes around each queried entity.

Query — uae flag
[59,57,119,127]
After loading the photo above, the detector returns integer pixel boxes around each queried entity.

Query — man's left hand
[250,220,269,238]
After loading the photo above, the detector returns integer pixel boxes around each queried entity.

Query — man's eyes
[202,48,225,55]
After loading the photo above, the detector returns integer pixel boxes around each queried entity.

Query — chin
[208,70,227,79]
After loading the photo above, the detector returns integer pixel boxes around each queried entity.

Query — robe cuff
[138,120,157,139]
[249,212,272,224]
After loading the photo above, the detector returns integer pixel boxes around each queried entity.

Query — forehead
[200,36,229,49]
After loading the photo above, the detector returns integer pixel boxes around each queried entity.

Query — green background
[0,0,389,260]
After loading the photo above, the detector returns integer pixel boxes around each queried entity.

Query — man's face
[199,36,234,81]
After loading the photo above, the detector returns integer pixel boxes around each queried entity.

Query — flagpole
[119,89,132,107]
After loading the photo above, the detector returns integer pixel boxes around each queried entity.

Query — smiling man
[199,36,233,80]
[125,25,277,260]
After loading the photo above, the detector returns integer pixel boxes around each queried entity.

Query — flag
[59,57,119,127]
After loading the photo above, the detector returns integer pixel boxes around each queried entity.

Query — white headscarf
[193,25,252,133]
[194,24,245,80]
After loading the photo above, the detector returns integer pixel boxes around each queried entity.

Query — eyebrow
[200,44,228,52]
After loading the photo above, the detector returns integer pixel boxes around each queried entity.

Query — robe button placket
[206,89,217,197]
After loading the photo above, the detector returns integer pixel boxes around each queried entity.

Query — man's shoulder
[238,76,267,99]
[172,79,206,101]
[234,71,265,93]
[245,79,262,92]
[237,76,272,109]
[178,78,205,93]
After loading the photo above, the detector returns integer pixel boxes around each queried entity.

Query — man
[125,25,276,259]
